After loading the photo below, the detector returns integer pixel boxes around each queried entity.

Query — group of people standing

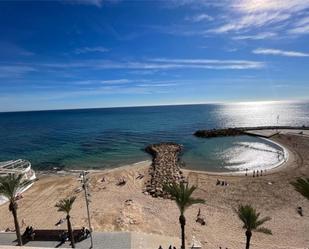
[245,168,266,177]
[158,245,177,249]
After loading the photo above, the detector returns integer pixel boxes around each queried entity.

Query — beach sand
[0,134,309,249]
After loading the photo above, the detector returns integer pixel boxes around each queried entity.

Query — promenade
[0,232,179,249]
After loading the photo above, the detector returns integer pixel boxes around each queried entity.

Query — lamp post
[79,171,94,249]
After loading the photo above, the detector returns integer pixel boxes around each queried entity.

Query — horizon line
[1,99,308,114]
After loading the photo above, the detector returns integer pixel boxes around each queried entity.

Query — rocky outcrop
[194,126,309,138]
[144,142,184,198]
[194,128,245,138]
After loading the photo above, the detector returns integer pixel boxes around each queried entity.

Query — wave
[221,141,285,171]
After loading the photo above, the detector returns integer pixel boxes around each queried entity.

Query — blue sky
[0,0,309,111]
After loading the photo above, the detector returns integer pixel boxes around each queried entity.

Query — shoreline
[36,135,290,178]
[1,133,308,248]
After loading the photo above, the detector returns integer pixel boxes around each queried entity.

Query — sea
[0,101,308,172]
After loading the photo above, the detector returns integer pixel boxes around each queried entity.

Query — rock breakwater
[144,142,185,198]
[194,126,309,138]
[194,128,244,138]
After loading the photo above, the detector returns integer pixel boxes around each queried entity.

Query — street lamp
[79,171,94,249]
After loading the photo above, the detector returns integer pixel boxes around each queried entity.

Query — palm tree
[291,178,309,200]
[0,174,35,246]
[55,196,77,248]
[164,181,205,249]
[236,204,272,249]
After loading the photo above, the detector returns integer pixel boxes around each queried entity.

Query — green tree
[236,204,272,249]
[291,178,309,200]
[0,174,35,246]
[55,196,77,248]
[164,181,205,249]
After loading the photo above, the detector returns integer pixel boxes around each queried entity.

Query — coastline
[1,133,309,248]
[35,134,290,178]
[190,135,290,177]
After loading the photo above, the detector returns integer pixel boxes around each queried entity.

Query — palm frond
[164,181,205,214]
[55,196,76,214]
[187,198,205,206]
[0,174,34,202]
[256,227,272,235]
[291,178,309,200]
[255,216,271,227]
[236,204,271,232]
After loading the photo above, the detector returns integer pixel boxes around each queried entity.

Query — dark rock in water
[194,126,309,138]
[194,128,245,138]
[144,142,185,198]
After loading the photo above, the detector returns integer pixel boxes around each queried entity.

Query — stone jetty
[194,126,309,138]
[144,142,185,198]
[194,128,244,138]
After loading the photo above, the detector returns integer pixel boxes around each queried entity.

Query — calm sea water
[0,101,308,172]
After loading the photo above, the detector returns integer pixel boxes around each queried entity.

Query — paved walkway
[0,232,179,249]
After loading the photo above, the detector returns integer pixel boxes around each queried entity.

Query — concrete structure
[0,231,179,249]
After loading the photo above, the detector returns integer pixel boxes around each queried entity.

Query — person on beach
[257,170,259,177]
[253,170,255,177]
[297,206,303,216]
[117,178,126,186]
[245,168,248,176]
[55,218,65,226]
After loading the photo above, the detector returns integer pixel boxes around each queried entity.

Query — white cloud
[253,48,309,57]
[295,16,309,26]
[3,57,265,75]
[289,16,309,34]
[289,24,309,34]
[209,0,309,34]
[210,12,291,33]
[165,0,227,8]
[75,46,109,54]
[185,13,213,22]
[73,79,131,85]
[0,65,36,78]
[129,70,158,75]
[137,83,178,87]
[232,0,309,13]
[43,58,263,70]
[233,32,277,40]
[100,79,132,84]
[149,58,265,69]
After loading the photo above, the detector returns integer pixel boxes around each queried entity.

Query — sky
[0,0,309,112]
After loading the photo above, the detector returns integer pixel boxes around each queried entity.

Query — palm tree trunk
[245,230,252,249]
[179,214,186,249]
[10,202,22,246]
[67,215,75,248]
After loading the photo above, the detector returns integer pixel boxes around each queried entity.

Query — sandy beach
[1,133,309,249]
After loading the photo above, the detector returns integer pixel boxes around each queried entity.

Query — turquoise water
[0,101,308,172]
